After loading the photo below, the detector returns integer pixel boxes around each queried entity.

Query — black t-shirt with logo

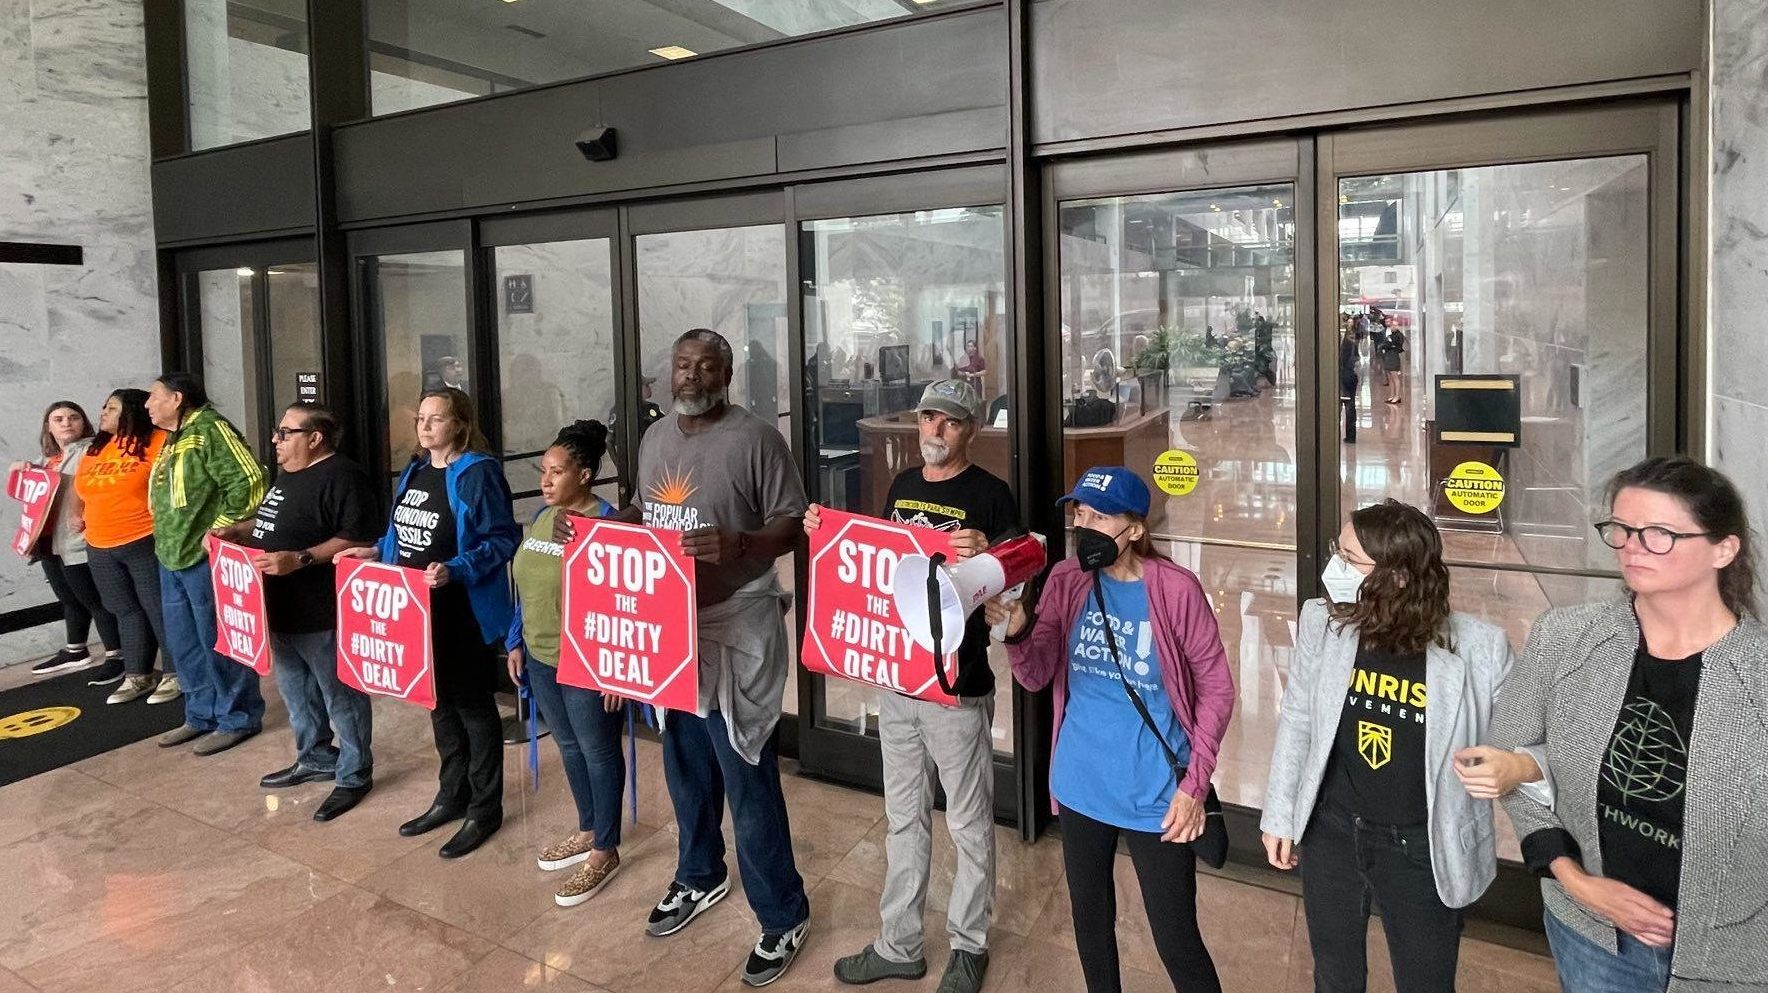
[393,462,457,569]
[881,463,1018,699]
[248,455,382,634]
[1322,644,1430,825]
[1598,645,1701,908]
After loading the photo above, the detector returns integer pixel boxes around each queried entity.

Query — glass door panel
[362,249,471,481]
[195,267,262,448]
[266,263,323,417]
[493,238,619,519]
[1057,184,1299,811]
[800,204,1011,752]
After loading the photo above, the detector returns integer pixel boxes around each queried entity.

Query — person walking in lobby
[807,378,1019,993]
[560,329,812,987]
[991,467,1234,993]
[146,373,268,754]
[10,401,124,681]
[217,403,380,822]
[1380,317,1408,404]
[77,389,175,706]
[1481,456,1768,993]
[340,387,519,858]
[505,418,628,906]
[1259,500,1516,993]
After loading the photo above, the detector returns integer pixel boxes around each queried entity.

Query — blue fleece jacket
[376,451,519,645]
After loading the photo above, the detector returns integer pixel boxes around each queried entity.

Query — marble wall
[1710,0,1768,583]
[0,0,159,653]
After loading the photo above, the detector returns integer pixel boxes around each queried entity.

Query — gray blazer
[1261,599,1514,908]
[1490,596,1768,992]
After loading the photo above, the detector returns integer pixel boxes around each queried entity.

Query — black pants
[1059,804,1222,993]
[1300,804,1463,993]
[88,537,167,677]
[40,555,120,652]
[428,590,504,822]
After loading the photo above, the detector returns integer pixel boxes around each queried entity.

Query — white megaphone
[894,533,1048,671]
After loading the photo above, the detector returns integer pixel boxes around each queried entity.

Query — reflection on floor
[0,662,1557,993]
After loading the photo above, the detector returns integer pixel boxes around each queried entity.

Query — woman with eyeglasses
[1475,456,1768,993]
[340,387,520,859]
[1261,500,1515,993]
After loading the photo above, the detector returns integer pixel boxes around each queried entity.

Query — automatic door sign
[208,538,270,674]
[7,465,60,557]
[558,519,699,712]
[1152,450,1200,497]
[335,560,436,710]
[803,510,960,706]
[1443,461,1505,515]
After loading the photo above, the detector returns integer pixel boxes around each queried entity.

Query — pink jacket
[1007,557,1235,808]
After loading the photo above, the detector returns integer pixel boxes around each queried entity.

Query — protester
[992,467,1233,993]
[506,419,627,905]
[341,387,519,857]
[808,378,1018,993]
[76,390,173,705]
[146,373,267,754]
[1486,456,1768,993]
[219,403,379,822]
[1260,500,1515,993]
[11,401,123,680]
[562,329,811,986]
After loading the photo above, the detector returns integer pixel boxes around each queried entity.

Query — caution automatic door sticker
[1153,449,1200,497]
[1443,461,1506,515]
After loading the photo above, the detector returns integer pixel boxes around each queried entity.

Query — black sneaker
[742,921,809,987]
[85,658,126,686]
[31,647,91,677]
[645,878,731,937]
[934,949,989,993]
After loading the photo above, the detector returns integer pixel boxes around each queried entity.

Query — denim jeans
[160,561,264,733]
[269,629,374,789]
[1544,907,1673,993]
[663,708,809,934]
[525,657,624,848]
[1300,803,1463,993]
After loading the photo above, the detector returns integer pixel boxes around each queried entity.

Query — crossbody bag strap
[1091,573,1184,784]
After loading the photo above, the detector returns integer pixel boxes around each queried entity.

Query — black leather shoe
[398,803,466,838]
[438,815,503,859]
[313,786,371,822]
[260,762,334,789]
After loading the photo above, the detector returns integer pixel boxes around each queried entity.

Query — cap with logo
[915,379,981,421]
[1056,466,1152,518]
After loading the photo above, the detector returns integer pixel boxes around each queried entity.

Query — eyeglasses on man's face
[1594,520,1716,555]
[273,426,312,442]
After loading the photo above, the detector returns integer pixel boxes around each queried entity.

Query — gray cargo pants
[875,689,997,962]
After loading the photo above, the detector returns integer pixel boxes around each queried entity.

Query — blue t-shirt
[1050,574,1192,833]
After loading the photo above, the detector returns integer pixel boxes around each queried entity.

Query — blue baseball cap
[1056,466,1152,518]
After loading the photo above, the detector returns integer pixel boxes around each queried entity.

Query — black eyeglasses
[272,427,312,442]
[1593,520,1716,555]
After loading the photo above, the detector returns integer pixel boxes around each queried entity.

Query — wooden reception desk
[853,409,1171,512]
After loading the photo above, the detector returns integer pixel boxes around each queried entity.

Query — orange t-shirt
[74,430,166,549]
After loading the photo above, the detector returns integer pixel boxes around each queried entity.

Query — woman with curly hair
[1260,499,1517,993]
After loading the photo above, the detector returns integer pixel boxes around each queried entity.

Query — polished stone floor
[0,658,1560,993]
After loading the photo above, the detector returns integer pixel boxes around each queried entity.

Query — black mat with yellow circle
[0,668,186,786]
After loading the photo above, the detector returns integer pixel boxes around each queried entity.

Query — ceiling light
[235,267,254,276]
[649,45,697,60]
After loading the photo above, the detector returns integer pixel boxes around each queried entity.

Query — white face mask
[1321,554,1367,604]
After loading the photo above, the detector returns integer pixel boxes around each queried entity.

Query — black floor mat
[0,668,185,786]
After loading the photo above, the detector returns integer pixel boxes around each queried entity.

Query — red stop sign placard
[803,509,960,705]
[334,559,435,710]
[558,519,699,712]
[7,465,60,558]
[208,537,269,675]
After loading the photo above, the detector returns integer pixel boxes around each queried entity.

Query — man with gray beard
[563,328,812,987]
[806,379,1018,993]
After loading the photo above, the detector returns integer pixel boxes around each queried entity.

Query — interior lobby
[2,0,1767,991]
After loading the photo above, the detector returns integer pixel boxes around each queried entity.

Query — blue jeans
[525,657,624,848]
[160,561,264,733]
[1545,908,1673,993]
[663,708,809,934]
[270,629,374,789]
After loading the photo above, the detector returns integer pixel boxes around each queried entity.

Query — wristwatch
[296,549,316,568]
